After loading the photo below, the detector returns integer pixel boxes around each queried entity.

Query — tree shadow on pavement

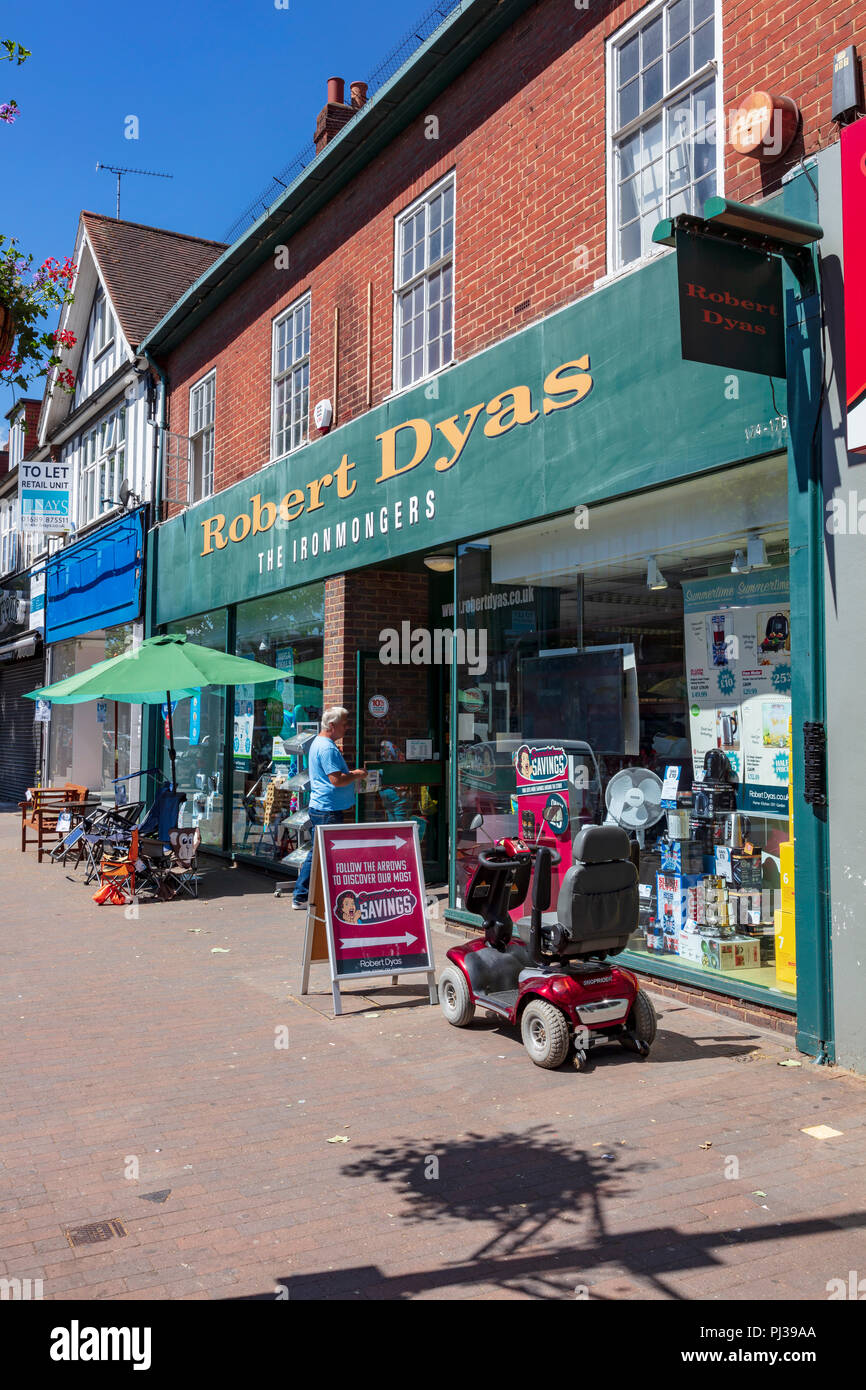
[230,1127,866,1301]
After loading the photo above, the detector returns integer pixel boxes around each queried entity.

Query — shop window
[164,609,228,848]
[394,174,455,390]
[78,406,126,526]
[47,625,136,795]
[231,583,324,863]
[454,464,794,1002]
[607,0,721,269]
[189,371,216,503]
[271,294,310,460]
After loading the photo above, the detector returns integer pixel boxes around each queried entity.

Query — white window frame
[605,0,724,277]
[392,171,456,393]
[92,287,115,359]
[0,497,17,576]
[189,370,216,503]
[270,293,310,461]
[79,406,126,526]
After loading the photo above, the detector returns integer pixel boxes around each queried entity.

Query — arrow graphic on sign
[340,931,418,949]
[332,836,408,850]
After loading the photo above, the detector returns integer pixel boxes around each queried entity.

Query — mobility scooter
[439,818,657,1070]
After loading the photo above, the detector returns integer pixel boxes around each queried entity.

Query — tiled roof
[81,212,227,349]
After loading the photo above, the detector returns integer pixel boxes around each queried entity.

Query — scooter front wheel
[439,966,475,1027]
[520,1000,570,1069]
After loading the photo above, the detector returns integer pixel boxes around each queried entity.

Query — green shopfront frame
[151,173,830,1057]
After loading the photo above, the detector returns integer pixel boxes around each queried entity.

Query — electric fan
[604,767,665,847]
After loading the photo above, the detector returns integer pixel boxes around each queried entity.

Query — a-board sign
[300,820,437,1015]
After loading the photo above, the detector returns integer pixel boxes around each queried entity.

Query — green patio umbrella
[26,633,292,790]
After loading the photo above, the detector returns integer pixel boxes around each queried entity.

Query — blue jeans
[293,807,348,902]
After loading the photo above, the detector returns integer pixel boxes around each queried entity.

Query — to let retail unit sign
[18,460,72,532]
[675,230,786,378]
[300,820,437,1014]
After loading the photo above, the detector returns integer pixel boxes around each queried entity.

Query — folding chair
[93,829,140,907]
[161,826,202,900]
[138,783,187,852]
[138,826,202,901]
[69,801,145,884]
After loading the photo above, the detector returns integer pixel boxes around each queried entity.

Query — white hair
[321,706,348,732]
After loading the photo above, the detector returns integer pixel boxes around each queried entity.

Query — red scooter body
[439,823,656,1069]
[444,937,639,1034]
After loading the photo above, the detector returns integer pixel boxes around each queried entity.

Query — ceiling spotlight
[423,552,455,573]
[731,548,749,574]
[747,534,770,569]
[647,556,668,590]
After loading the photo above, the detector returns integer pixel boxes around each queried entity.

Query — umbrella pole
[166,690,177,791]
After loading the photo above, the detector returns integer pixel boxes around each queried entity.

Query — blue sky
[1,0,431,429]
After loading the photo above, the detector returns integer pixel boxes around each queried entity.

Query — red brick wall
[323,569,430,764]
[162,0,864,495]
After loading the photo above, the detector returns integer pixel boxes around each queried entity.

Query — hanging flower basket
[0,237,76,390]
[0,298,14,359]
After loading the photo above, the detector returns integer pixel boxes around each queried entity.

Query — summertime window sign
[675,229,786,377]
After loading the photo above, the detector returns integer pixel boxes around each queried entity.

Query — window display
[48,624,137,795]
[454,471,794,1002]
[231,583,324,862]
[164,609,227,847]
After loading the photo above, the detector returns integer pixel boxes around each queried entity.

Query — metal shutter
[0,656,43,803]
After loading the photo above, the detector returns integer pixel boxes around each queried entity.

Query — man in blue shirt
[293,706,365,908]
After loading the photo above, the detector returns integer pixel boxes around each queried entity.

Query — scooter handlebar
[476,843,561,869]
[477,849,512,869]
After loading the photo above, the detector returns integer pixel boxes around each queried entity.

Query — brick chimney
[314,77,355,154]
[21,399,41,457]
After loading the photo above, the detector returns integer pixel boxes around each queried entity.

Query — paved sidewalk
[1,810,863,1301]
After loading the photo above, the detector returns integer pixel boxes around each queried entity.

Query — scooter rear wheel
[521,1000,571,1069]
[439,966,475,1027]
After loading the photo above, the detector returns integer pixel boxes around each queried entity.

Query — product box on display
[659,838,705,875]
[731,850,763,889]
[727,888,764,928]
[774,908,797,984]
[702,936,761,972]
[677,928,707,964]
[657,872,702,931]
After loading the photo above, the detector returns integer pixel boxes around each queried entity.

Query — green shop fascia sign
[156,252,785,626]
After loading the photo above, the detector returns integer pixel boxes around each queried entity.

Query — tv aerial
[95,162,173,219]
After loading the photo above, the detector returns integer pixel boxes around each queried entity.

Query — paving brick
[2,815,864,1302]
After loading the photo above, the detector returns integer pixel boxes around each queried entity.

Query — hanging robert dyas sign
[675,229,786,378]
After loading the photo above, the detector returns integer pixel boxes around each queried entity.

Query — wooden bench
[19,785,89,862]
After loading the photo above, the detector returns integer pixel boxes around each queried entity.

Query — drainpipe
[142,350,167,777]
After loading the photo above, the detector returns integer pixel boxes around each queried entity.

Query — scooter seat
[551,826,639,956]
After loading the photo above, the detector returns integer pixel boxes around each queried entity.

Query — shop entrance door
[354,649,447,884]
